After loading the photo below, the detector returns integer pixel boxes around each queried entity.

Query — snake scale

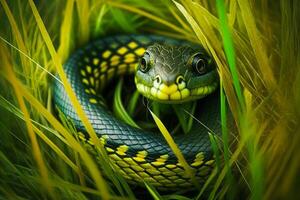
[53,34,222,189]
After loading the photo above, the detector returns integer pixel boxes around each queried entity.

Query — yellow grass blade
[76,0,90,44]
[173,1,240,120]
[237,0,275,90]
[0,94,71,147]
[17,79,110,199]
[50,179,102,196]
[0,44,55,198]
[27,0,107,164]
[167,6,192,33]
[173,1,209,50]
[0,0,30,81]
[106,1,192,37]
[33,125,79,173]
[149,110,199,188]
[173,1,224,77]
[0,95,80,173]
[27,0,100,146]
[58,0,75,62]
[0,35,62,84]
[228,0,237,26]
[0,30,109,198]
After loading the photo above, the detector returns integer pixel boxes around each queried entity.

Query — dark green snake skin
[53,35,222,188]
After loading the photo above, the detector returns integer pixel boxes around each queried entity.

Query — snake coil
[53,34,223,189]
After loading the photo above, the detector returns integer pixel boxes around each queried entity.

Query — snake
[53,34,221,189]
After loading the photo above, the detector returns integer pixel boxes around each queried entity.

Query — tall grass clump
[0,0,299,199]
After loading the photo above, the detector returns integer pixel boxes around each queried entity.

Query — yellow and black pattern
[78,39,145,103]
[78,131,215,188]
[53,35,221,189]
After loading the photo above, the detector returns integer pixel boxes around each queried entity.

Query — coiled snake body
[53,35,221,189]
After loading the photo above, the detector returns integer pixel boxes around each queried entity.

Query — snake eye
[139,52,150,73]
[192,53,207,75]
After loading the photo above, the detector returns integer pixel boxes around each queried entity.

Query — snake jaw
[136,72,218,102]
[136,80,218,103]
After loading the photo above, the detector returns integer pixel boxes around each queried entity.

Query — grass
[0,0,300,199]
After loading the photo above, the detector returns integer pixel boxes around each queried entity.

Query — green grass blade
[113,78,140,128]
[216,0,245,113]
[172,102,196,134]
[208,133,221,173]
[127,90,140,117]
[219,83,235,199]
[109,7,137,33]
[93,3,107,36]
[144,181,162,200]
[163,194,193,200]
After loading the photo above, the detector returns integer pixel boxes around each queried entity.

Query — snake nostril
[178,78,183,84]
[155,75,161,84]
[176,75,185,85]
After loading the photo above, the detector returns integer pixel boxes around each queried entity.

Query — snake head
[135,43,219,103]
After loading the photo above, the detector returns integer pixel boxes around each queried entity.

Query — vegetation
[0,0,299,199]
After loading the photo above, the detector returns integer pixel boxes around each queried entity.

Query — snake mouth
[135,81,218,103]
